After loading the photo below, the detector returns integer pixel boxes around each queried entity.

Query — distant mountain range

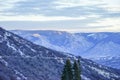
[11,30,120,69]
[0,27,120,80]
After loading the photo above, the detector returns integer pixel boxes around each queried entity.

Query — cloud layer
[0,0,120,32]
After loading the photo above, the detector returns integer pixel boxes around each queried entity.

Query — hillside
[0,28,120,80]
[12,30,120,69]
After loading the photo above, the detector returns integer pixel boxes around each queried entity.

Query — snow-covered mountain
[94,56,120,69]
[12,30,93,55]
[1,27,120,80]
[11,30,120,69]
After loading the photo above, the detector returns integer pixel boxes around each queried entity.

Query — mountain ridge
[0,27,120,80]
[11,30,120,69]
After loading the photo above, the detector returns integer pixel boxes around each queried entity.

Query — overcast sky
[0,0,120,32]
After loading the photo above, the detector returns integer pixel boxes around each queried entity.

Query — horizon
[1,27,120,33]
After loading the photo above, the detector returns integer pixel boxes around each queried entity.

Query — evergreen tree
[77,59,81,80]
[73,60,81,80]
[61,59,81,80]
[61,59,73,80]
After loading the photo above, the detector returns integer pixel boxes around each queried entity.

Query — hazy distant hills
[11,30,120,69]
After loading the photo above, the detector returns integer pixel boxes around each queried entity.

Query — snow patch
[55,57,64,64]
[87,33,95,37]
[26,45,36,52]
[6,32,11,36]
[0,35,2,37]
[0,38,4,43]
[18,49,25,56]
[56,31,63,35]
[14,69,27,80]
[16,77,21,80]
[33,33,41,37]
[0,56,8,66]
[81,75,91,80]
[31,48,36,52]
[91,66,110,78]
[14,36,20,41]
[3,32,11,40]
[46,50,49,54]
[7,41,17,51]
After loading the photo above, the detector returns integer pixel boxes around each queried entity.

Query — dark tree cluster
[61,59,81,80]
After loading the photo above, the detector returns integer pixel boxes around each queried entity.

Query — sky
[0,0,120,32]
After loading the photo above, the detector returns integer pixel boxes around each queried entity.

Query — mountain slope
[12,30,120,69]
[12,30,93,55]
[0,27,120,80]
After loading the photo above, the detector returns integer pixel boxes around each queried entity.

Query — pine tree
[77,59,81,80]
[73,60,81,80]
[61,59,73,80]
[78,58,82,80]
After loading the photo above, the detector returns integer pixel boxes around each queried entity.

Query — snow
[12,31,120,60]
[87,33,96,37]
[81,75,91,80]
[7,41,17,51]
[56,31,63,35]
[87,33,108,40]
[12,30,94,56]
[59,58,64,64]
[91,66,110,78]
[4,34,7,40]
[5,32,11,36]
[0,56,8,66]
[26,45,36,52]
[31,48,36,52]
[16,77,21,80]
[112,74,119,78]
[24,55,31,58]
[14,69,27,80]
[33,33,41,37]
[13,36,20,41]
[13,36,26,44]
[45,50,49,54]
[0,38,4,43]
[0,35,2,37]
[18,49,25,56]
[3,32,11,40]
[55,57,64,64]
[0,29,120,80]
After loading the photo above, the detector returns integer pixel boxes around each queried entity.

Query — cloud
[87,17,120,32]
[0,0,120,32]
[53,0,103,9]
[0,19,119,32]
[101,4,120,12]
[0,0,26,11]
[0,0,119,17]
[54,0,120,12]
[88,18,120,27]
[0,15,86,21]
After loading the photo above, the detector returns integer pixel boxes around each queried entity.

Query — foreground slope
[0,27,120,80]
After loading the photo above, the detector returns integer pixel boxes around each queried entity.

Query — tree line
[61,59,81,80]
